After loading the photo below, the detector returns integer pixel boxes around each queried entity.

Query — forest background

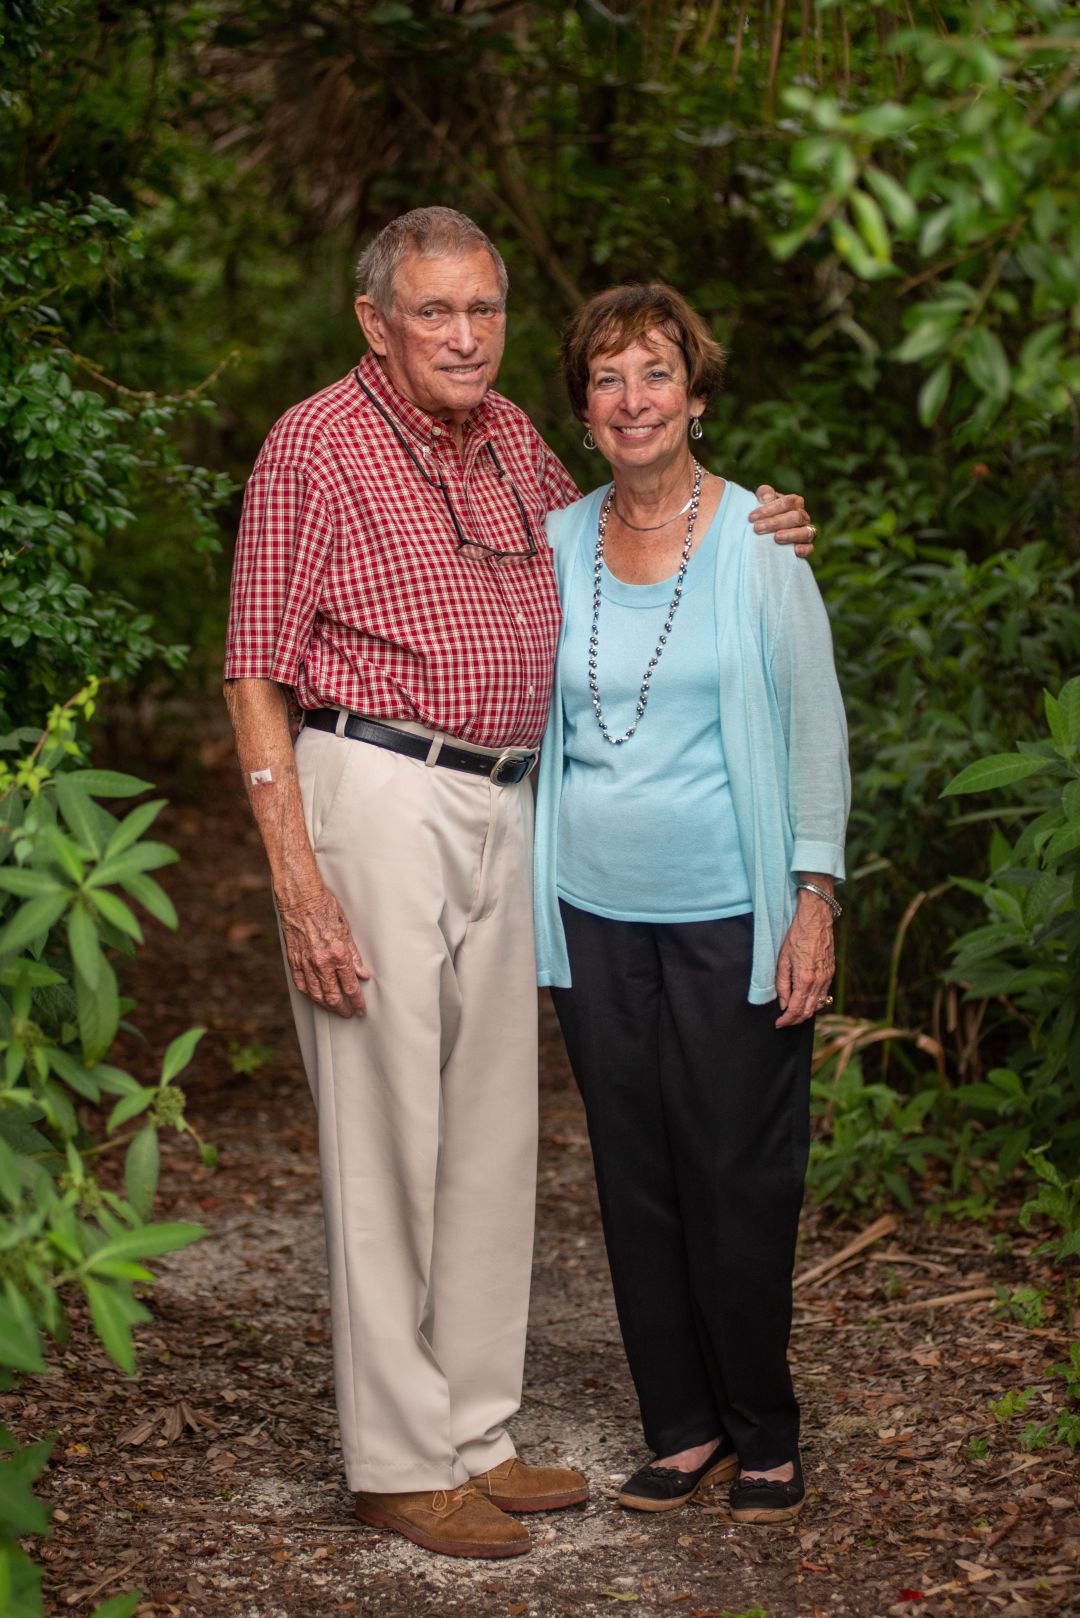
[1,2,1079,1614]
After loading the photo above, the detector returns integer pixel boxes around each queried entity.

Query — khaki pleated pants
[285,720,539,1493]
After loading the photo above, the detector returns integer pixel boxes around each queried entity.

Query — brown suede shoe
[354,1485,530,1558]
[471,1455,589,1512]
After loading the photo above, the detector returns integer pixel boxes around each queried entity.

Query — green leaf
[107,1087,156,1133]
[82,1277,140,1374]
[86,1220,205,1270]
[124,1123,159,1222]
[0,893,69,960]
[1044,819,1080,864]
[119,872,177,928]
[160,1026,205,1086]
[55,772,105,856]
[942,755,1048,796]
[68,901,103,988]
[46,1047,102,1102]
[76,955,119,1064]
[1058,677,1080,744]
[0,1282,46,1374]
[850,188,892,264]
[894,316,958,364]
[87,841,179,888]
[918,361,952,426]
[962,327,1011,399]
[102,798,165,859]
[69,770,151,798]
[91,1595,142,1618]
[0,869,66,898]
[863,166,917,231]
[91,888,142,943]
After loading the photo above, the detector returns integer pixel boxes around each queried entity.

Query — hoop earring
[583,428,597,450]
[689,416,703,441]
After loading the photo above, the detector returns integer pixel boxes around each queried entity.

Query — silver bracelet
[797,880,842,921]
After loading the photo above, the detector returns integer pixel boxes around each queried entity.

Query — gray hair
[355,207,509,313]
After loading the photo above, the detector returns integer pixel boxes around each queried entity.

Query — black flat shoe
[617,1438,739,1513]
[728,1454,805,1524]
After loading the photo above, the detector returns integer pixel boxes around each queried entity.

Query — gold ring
[817,994,834,1008]
[808,524,818,541]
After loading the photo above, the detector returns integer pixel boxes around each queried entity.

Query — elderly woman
[533,285,849,1525]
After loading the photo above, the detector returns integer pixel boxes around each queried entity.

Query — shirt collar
[354,351,497,448]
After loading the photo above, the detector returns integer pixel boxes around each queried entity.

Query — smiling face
[584,330,705,476]
[354,247,507,424]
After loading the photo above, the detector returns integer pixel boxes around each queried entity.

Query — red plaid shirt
[224,353,580,749]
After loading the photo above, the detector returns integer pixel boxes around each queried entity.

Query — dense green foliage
[0,689,209,1617]
[0,193,230,731]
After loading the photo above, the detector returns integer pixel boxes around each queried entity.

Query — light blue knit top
[533,479,850,1005]
[555,482,752,921]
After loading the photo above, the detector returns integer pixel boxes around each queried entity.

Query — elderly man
[223,206,814,1559]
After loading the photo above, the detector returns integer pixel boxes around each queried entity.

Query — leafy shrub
[943,676,1080,1176]
[0,688,209,1616]
[0,194,230,730]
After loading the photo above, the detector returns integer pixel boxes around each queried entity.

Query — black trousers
[550,902,813,1472]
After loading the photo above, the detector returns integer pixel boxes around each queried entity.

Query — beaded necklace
[588,459,704,746]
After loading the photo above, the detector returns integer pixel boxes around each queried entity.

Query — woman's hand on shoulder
[774,881,836,1027]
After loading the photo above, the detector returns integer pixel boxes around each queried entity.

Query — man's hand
[279,885,371,1017]
[751,485,816,559]
[774,886,835,1028]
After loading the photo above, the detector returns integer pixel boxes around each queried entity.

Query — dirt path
[7,728,1078,1618]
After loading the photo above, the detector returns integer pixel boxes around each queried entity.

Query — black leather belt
[302,710,538,786]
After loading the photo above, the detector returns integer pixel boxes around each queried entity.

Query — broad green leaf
[1044,819,1080,864]
[894,316,957,364]
[87,841,179,888]
[91,888,143,943]
[0,1136,22,1205]
[82,1277,138,1374]
[55,772,105,857]
[76,955,119,1064]
[918,361,952,426]
[102,798,166,859]
[850,188,892,264]
[1058,677,1080,744]
[942,754,1047,796]
[962,327,1011,399]
[124,1123,159,1221]
[86,1220,205,1270]
[69,770,151,798]
[0,893,69,960]
[863,165,917,231]
[119,871,178,928]
[68,902,103,988]
[1045,690,1067,747]
[161,1026,205,1086]
[46,1047,101,1102]
[0,1283,46,1374]
[91,1595,142,1618]
[106,1087,156,1133]
[0,869,66,898]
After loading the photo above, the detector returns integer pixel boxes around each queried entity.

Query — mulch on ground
[6,721,1078,1618]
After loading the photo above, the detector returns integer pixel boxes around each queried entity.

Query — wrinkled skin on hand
[751,484,815,559]
[278,885,370,1017]
[774,898,834,1028]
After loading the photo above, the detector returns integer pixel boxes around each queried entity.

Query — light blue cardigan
[533,480,850,1004]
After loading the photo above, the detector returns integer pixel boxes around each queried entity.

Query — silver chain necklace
[588,460,704,746]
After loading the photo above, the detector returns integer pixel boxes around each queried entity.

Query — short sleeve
[223,461,335,685]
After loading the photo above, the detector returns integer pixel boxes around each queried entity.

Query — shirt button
[528,685,535,696]
[431,425,442,435]
[516,613,525,624]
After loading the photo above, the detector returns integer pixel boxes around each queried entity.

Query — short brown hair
[559,284,726,422]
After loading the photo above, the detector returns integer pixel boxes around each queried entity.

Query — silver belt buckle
[489,749,531,785]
